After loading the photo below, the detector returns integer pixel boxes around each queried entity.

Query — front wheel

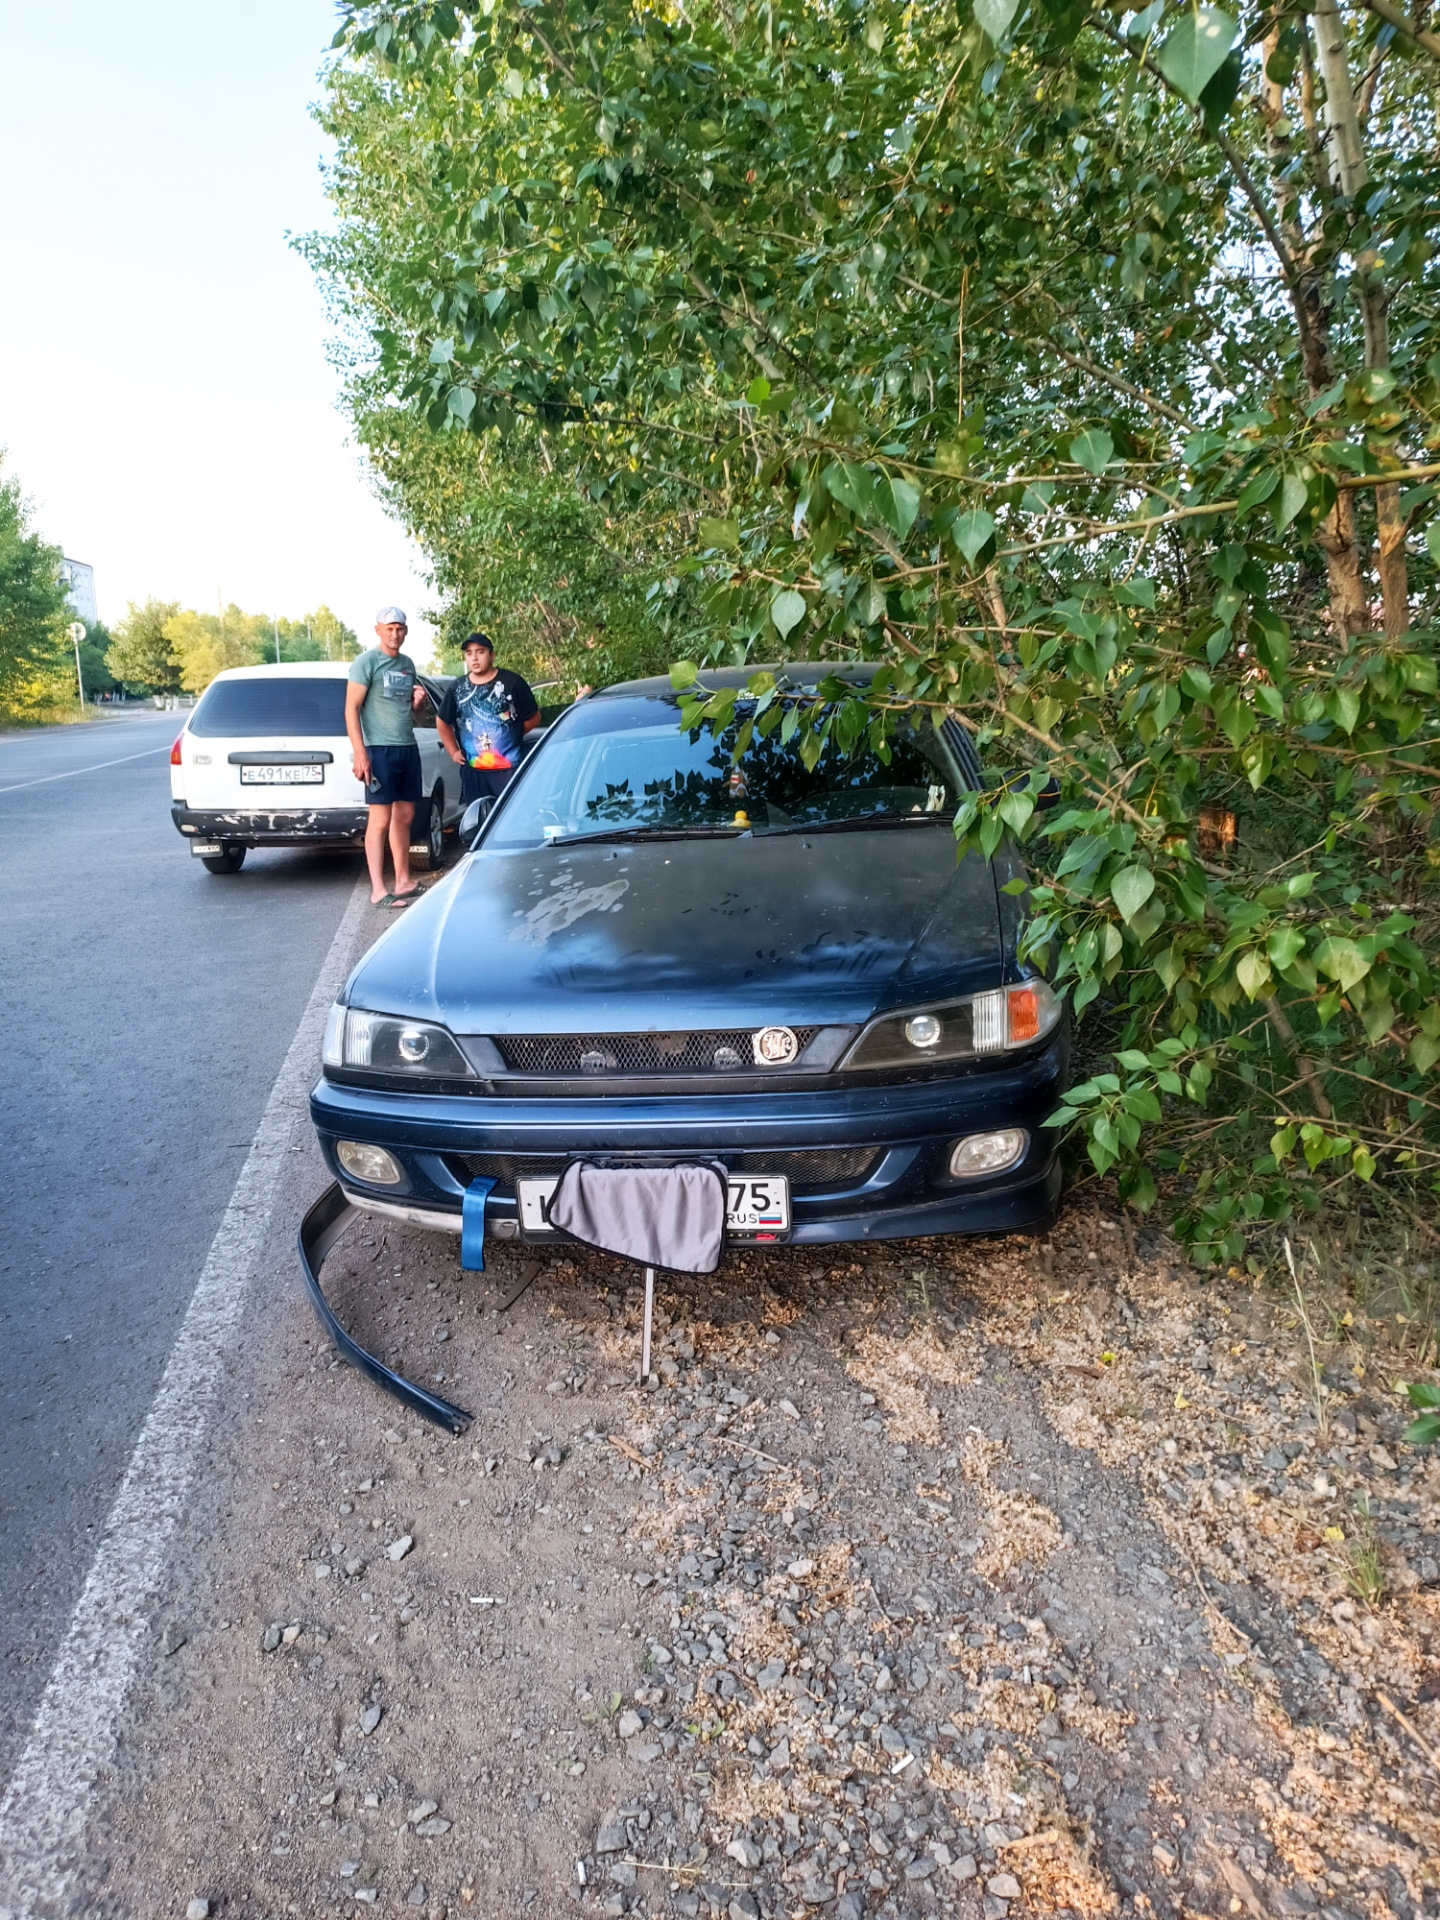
[201,845,246,874]
[409,789,445,871]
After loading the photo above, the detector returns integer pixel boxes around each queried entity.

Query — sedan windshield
[485,693,965,849]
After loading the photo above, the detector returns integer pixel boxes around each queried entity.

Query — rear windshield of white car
[189,678,349,738]
[486,693,966,848]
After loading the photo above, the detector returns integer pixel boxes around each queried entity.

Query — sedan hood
[348,829,1003,1032]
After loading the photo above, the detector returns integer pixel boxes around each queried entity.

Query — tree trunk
[1376,485,1410,635]
[1310,0,1409,637]
[1314,490,1370,640]
[1311,0,1368,196]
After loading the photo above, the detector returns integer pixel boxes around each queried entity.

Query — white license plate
[517,1172,790,1238]
[240,764,324,785]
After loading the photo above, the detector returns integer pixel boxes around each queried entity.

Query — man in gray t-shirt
[346,607,427,906]
[350,646,419,747]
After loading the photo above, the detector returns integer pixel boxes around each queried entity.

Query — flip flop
[388,888,421,908]
[372,893,397,907]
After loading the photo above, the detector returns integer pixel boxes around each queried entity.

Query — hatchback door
[180,673,361,812]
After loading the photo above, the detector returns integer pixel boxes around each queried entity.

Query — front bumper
[308,1032,1068,1247]
[299,1184,474,1434]
[172,805,368,847]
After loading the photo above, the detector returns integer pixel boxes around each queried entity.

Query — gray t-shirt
[349,648,418,747]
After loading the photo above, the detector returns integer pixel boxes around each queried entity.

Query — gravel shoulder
[77,1184,1438,1920]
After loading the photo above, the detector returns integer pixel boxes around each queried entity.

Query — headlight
[843,980,1061,1070]
[949,1129,1027,1177]
[336,1141,403,1185]
[904,1013,942,1050]
[322,1004,473,1079]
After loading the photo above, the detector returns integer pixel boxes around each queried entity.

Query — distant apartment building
[60,558,97,626]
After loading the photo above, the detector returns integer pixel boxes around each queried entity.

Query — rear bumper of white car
[171,804,369,847]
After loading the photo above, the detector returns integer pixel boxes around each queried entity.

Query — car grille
[493,1028,822,1075]
[448,1146,880,1193]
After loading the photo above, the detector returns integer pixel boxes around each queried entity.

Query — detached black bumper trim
[172,805,368,845]
[298,1182,473,1436]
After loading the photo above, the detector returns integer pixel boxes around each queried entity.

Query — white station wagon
[169,660,463,874]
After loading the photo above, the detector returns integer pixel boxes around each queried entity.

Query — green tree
[302,604,359,660]
[0,454,71,720]
[316,0,1440,1257]
[165,605,270,692]
[77,621,118,697]
[106,598,182,693]
[111,600,358,690]
[353,403,688,689]
[268,607,361,661]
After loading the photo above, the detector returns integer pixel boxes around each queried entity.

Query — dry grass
[845,1325,977,1446]
[932,1215,1440,1907]
[960,1431,1068,1582]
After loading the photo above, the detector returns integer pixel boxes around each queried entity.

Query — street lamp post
[68,621,87,706]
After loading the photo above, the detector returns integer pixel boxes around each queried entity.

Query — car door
[412,678,449,820]
[416,676,458,822]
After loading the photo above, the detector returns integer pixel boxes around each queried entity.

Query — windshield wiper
[547,824,748,847]
[759,811,953,837]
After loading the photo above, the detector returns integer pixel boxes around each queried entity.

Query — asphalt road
[0,709,364,1782]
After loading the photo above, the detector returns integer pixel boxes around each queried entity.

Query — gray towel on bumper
[547,1162,728,1274]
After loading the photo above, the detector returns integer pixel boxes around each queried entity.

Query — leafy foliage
[106,599,183,693]
[301,87,693,693]
[77,622,119,697]
[317,0,1440,1257]
[0,455,73,721]
[342,404,684,688]
[108,600,358,694]
[1405,1381,1440,1446]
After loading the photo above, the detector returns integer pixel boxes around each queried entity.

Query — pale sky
[0,1,437,658]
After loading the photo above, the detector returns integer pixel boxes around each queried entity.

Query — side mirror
[459,796,494,845]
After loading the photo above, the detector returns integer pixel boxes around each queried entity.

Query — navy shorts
[365,744,423,805]
[460,764,514,805]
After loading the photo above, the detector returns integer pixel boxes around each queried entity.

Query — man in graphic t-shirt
[436,632,540,804]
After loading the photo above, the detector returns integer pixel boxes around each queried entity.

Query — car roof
[204,659,449,683]
[205,661,355,681]
[595,661,880,700]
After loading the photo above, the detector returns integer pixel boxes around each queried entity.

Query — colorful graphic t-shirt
[439,668,538,772]
[348,647,418,747]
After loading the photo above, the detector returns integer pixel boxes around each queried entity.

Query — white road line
[0,874,371,1920]
[0,744,170,795]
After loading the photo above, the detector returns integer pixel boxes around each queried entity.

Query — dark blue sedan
[308,665,1068,1262]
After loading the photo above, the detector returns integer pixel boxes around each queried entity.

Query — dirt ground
[75,1193,1438,1920]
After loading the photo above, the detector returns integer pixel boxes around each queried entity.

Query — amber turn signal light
[1006,985,1042,1043]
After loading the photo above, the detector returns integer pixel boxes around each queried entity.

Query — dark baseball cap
[462,631,493,653]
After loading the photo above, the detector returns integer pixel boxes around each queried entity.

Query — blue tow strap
[461,1176,497,1271]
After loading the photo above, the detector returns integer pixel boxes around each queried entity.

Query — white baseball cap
[375,605,408,626]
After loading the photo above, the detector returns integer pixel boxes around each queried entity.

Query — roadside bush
[315,0,1440,1259]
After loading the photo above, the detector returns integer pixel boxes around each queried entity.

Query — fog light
[904,1013,942,1050]
[948,1129,1026,1178]
[336,1140,403,1186]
